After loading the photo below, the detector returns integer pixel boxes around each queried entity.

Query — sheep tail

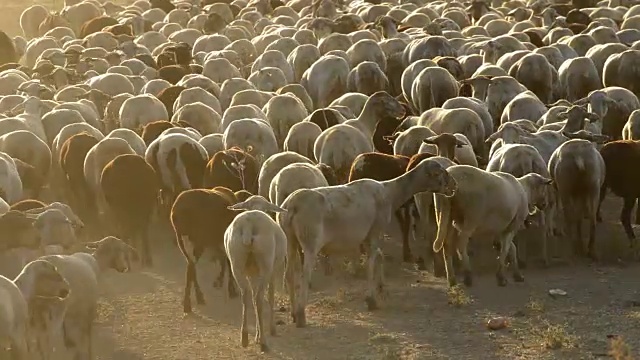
[575,157,585,172]
[432,193,451,253]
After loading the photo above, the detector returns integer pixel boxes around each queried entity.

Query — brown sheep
[171,186,239,313]
[103,24,133,37]
[158,65,190,85]
[141,120,176,146]
[157,86,186,118]
[59,132,100,227]
[79,16,119,38]
[203,148,260,194]
[101,154,160,266]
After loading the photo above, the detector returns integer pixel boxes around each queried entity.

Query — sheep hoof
[447,278,457,287]
[415,257,426,270]
[241,334,249,348]
[295,309,306,328]
[260,343,269,353]
[183,300,192,314]
[463,271,473,287]
[402,253,413,263]
[513,273,525,283]
[365,295,378,311]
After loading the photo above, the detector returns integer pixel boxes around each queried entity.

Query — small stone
[487,317,508,331]
[548,289,567,298]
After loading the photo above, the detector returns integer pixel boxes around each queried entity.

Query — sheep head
[228,195,286,213]
[411,158,457,197]
[18,259,70,300]
[369,91,405,119]
[518,173,554,214]
[85,236,140,273]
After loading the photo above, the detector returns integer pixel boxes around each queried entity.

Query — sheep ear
[455,139,466,147]
[557,111,568,119]
[266,203,287,213]
[485,131,499,143]
[84,241,100,250]
[573,97,588,106]
[423,136,437,144]
[227,203,246,211]
[542,178,553,185]
[507,8,518,16]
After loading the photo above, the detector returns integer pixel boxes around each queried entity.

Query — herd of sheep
[1,0,640,357]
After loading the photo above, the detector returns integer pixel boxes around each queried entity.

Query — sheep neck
[356,100,385,137]
[382,169,429,212]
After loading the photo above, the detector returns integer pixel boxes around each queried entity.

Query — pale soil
[2,2,640,359]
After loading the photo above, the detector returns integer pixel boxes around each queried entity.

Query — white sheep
[20,5,49,40]
[263,94,309,149]
[40,236,138,360]
[224,195,288,352]
[119,94,169,131]
[300,54,350,109]
[432,165,554,287]
[0,152,23,204]
[269,162,329,206]
[0,259,69,359]
[283,121,322,160]
[104,128,147,157]
[223,118,278,165]
[277,158,457,327]
[171,102,222,135]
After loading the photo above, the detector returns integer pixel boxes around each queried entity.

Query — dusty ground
[3,2,640,359]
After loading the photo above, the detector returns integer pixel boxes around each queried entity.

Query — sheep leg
[456,231,473,287]
[226,258,239,298]
[253,280,269,352]
[286,242,300,324]
[596,184,606,223]
[442,230,458,287]
[587,214,598,261]
[509,241,525,282]
[364,244,384,311]
[295,247,317,328]
[269,277,277,336]
[238,278,251,347]
[620,197,637,244]
[396,206,412,263]
[183,261,196,313]
[635,199,640,225]
[496,232,516,287]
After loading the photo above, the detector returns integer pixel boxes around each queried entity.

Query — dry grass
[446,285,472,308]
[610,337,635,360]
[537,322,576,350]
